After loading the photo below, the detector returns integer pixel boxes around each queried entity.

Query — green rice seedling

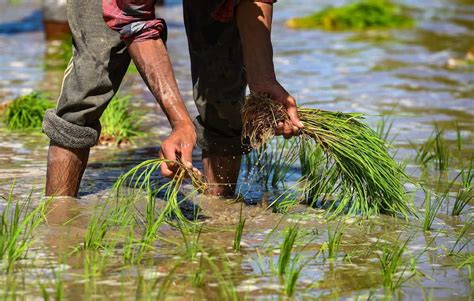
[156,263,181,301]
[377,237,414,291]
[99,95,143,146]
[242,93,412,218]
[191,257,207,288]
[448,219,472,256]
[283,255,304,297]
[285,0,414,31]
[415,125,450,172]
[38,268,65,301]
[457,254,474,269]
[376,114,397,146]
[177,221,203,260]
[111,159,206,257]
[205,255,240,301]
[278,224,299,277]
[233,204,246,251]
[271,185,302,213]
[299,140,339,208]
[323,219,344,260]
[80,194,136,251]
[456,123,463,152]
[422,188,445,231]
[0,185,50,270]
[452,164,473,216]
[3,92,53,131]
[244,136,298,189]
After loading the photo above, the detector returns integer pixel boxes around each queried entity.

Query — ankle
[202,153,241,198]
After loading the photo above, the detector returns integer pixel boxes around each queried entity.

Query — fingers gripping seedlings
[113,158,206,226]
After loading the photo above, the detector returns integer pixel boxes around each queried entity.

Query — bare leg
[45,143,90,197]
[202,153,242,198]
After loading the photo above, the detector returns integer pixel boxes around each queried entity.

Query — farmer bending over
[42,0,304,198]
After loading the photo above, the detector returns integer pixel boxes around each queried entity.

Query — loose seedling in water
[452,164,473,216]
[415,125,451,172]
[421,188,445,232]
[323,219,344,260]
[242,93,412,218]
[278,224,299,277]
[233,204,246,252]
[448,219,472,256]
[377,237,415,291]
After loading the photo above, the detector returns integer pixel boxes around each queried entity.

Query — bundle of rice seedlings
[99,95,143,146]
[3,92,53,131]
[113,159,206,225]
[242,93,413,218]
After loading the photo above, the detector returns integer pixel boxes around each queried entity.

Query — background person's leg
[43,0,131,197]
[183,0,250,197]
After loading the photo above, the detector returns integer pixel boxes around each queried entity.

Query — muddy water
[0,0,473,300]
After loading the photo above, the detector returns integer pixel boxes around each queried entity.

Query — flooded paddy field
[0,0,472,300]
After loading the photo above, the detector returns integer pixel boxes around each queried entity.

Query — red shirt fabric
[102,0,276,43]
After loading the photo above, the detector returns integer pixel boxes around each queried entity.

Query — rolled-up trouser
[43,0,251,156]
[42,0,130,149]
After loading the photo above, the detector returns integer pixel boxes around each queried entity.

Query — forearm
[236,1,277,90]
[127,39,193,129]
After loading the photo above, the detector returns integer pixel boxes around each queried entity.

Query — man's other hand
[159,124,198,178]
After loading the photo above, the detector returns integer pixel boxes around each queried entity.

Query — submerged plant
[448,219,472,256]
[415,125,451,172]
[278,224,299,277]
[286,0,414,31]
[242,93,412,218]
[377,237,415,291]
[421,188,445,232]
[0,185,49,270]
[99,95,143,146]
[3,92,54,131]
[323,219,344,260]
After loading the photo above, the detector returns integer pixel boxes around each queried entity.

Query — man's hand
[159,124,198,178]
[253,82,304,139]
[236,1,303,139]
[127,39,198,178]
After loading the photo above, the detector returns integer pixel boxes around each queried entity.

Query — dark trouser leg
[43,0,130,196]
[183,0,250,197]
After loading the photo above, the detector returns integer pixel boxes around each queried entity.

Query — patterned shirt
[102,0,276,43]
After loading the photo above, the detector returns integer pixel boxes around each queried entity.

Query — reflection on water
[0,0,472,299]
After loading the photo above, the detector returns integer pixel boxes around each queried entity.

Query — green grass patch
[99,95,143,146]
[286,0,414,31]
[2,92,54,131]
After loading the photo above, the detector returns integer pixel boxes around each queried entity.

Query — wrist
[248,79,280,93]
[171,119,194,131]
